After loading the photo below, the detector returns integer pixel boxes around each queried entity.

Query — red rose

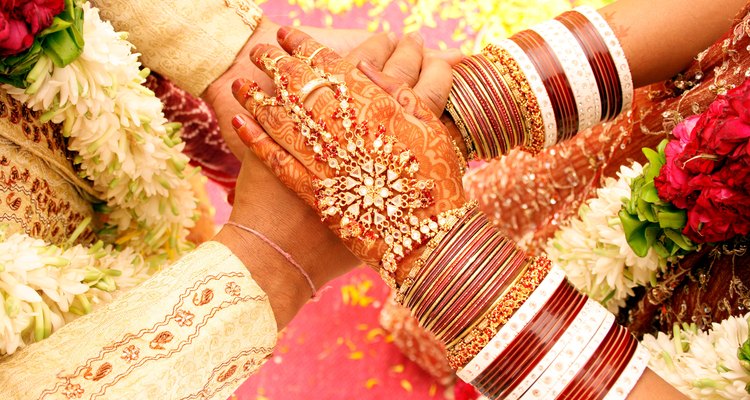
[0,1,17,12]
[21,0,64,34]
[685,185,750,243]
[0,11,32,56]
[655,78,750,243]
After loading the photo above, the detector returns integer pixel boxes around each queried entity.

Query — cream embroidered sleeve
[0,242,277,399]
[91,0,263,96]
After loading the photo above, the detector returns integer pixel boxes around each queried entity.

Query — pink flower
[0,11,32,55]
[655,115,699,209]
[655,78,750,243]
[20,0,64,34]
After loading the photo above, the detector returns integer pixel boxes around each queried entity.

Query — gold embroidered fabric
[92,0,263,96]
[0,241,277,399]
[0,90,97,246]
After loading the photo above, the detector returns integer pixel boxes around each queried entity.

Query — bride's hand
[231,27,467,285]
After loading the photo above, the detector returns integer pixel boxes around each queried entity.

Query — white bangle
[507,298,606,399]
[574,6,634,112]
[498,39,559,148]
[531,20,601,136]
[602,343,650,400]
[457,267,566,383]
[520,299,612,399]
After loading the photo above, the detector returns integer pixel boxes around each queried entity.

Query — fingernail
[226,189,235,205]
[232,115,246,130]
[232,78,246,94]
[278,26,292,41]
[408,32,424,46]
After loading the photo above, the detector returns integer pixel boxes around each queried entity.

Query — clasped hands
[229,26,468,286]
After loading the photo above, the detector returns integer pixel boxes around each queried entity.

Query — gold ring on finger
[297,78,333,103]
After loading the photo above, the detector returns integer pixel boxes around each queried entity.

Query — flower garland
[3,1,197,260]
[0,1,197,354]
[0,224,151,355]
[642,313,750,399]
[544,161,663,312]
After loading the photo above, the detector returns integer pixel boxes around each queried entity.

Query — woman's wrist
[447,5,633,161]
[397,207,650,399]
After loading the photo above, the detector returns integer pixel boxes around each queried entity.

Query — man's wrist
[214,223,308,330]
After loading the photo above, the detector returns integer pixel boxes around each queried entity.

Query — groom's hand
[203,18,394,158]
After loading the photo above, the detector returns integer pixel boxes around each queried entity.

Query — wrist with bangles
[447,5,633,161]
[395,205,648,399]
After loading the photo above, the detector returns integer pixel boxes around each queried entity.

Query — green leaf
[652,240,670,259]
[641,181,661,204]
[637,198,657,222]
[645,225,660,247]
[38,17,73,36]
[43,28,83,68]
[657,209,687,229]
[664,228,694,251]
[619,210,650,257]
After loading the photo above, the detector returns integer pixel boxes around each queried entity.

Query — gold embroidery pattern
[0,90,96,245]
[180,348,273,400]
[223,0,262,29]
[40,272,264,399]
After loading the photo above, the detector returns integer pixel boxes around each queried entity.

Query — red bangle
[558,323,637,398]
[411,219,490,320]
[440,244,528,343]
[511,30,579,142]
[473,279,584,397]
[556,10,623,121]
[431,239,524,342]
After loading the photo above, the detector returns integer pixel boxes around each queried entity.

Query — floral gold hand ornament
[232,28,469,287]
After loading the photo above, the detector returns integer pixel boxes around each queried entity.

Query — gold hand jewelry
[294,45,328,66]
[297,78,332,104]
[249,54,465,288]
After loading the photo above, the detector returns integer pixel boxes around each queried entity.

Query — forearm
[90,0,262,96]
[448,0,746,161]
[397,206,685,399]
[214,225,309,330]
[603,0,745,87]
[0,243,276,399]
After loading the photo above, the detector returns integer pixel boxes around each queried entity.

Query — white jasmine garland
[643,314,750,399]
[0,225,151,356]
[3,2,197,258]
[544,162,663,312]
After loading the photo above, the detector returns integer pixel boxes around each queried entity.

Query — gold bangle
[483,44,545,155]
[445,97,478,161]
[445,255,552,369]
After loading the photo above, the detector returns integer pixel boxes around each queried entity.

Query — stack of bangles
[447,5,633,159]
[397,205,649,399]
